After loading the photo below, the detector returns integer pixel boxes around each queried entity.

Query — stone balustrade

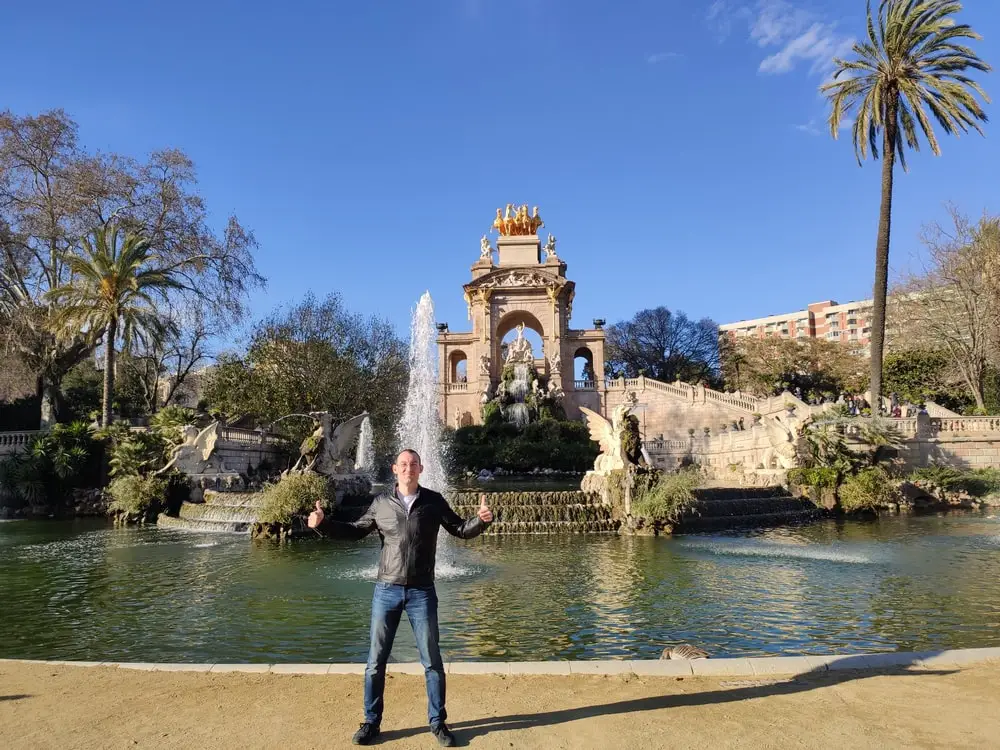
[574,380,597,391]
[0,430,40,456]
[442,382,468,394]
[218,427,286,446]
[641,438,691,453]
[931,416,1000,435]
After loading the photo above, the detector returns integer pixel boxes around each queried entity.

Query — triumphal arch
[437,205,606,427]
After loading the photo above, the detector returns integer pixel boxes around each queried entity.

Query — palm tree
[822,0,990,409]
[47,225,184,427]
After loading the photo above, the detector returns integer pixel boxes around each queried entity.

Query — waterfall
[397,291,448,492]
[505,363,531,428]
[354,415,375,479]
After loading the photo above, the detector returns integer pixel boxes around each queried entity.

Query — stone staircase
[675,486,821,533]
[333,487,821,536]
[334,491,619,535]
[157,490,265,533]
[449,490,618,535]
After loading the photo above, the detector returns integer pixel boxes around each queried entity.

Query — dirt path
[2,661,999,749]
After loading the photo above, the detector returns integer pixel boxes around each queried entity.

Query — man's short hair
[395,448,422,465]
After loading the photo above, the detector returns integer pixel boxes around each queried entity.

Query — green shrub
[149,406,196,445]
[909,465,966,490]
[446,420,598,474]
[481,400,502,426]
[787,466,839,489]
[632,469,700,524]
[839,467,902,513]
[909,466,1000,497]
[0,422,101,507]
[258,472,331,525]
[107,474,168,518]
[101,425,169,478]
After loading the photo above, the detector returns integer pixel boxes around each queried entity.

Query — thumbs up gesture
[307,500,325,529]
[478,493,493,523]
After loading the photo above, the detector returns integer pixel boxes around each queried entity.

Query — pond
[1,512,999,663]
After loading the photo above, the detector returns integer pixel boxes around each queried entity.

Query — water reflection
[1,512,999,662]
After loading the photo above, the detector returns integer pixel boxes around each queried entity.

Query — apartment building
[718,299,874,355]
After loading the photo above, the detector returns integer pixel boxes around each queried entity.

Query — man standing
[308,448,493,747]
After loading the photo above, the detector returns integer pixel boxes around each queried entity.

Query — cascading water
[354,415,375,479]
[397,291,447,492]
[506,363,531,427]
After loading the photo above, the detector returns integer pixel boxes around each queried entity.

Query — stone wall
[641,413,1000,478]
[603,377,819,441]
[0,427,290,474]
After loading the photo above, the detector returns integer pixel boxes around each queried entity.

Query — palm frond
[822,0,989,163]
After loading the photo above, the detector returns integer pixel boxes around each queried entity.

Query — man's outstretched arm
[309,499,377,540]
[439,493,492,539]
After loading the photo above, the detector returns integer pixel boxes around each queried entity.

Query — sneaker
[352,722,380,745]
[431,723,457,747]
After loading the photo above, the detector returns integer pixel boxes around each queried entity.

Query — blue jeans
[364,582,446,728]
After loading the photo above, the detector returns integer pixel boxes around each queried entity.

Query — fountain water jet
[397,291,448,492]
[354,415,375,479]
[505,363,531,427]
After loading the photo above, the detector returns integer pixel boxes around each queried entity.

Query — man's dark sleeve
[317,499,377,540]
[438,494,489,539]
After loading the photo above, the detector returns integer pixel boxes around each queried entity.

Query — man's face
[392,451,422,484]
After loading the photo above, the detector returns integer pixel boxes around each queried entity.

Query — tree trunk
[102,319,117,427]
[869,96,898,413]
[36,375,57,429]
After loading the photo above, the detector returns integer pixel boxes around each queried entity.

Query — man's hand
[478,493,493,523]
[308,500,325,529]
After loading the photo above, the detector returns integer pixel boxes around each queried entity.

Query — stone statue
[505,323,534,364]
[157,421,233,477]
[543,233,558,259]
[479,353,491,376]
[479,235,493,261]
[291,412,369,476]
[579,404,634,475]
[547,377,564,401]
[760,415,800,470]
[548,350,561,373]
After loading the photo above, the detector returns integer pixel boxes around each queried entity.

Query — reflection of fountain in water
[397,291,447,492]
[354,415,375,479]
[505,363,531,427]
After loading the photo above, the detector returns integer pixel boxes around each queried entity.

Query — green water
[1,512,999,663]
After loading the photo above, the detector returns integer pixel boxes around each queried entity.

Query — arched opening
[495,311,545,366]
[449,350,468,382]
[574,346,595,382]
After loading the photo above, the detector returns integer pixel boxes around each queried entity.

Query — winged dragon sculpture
[290,411,369,477]
[156,422,232,476]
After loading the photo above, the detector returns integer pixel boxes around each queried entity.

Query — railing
[931,417,1000,434]
[643,378,695,400]
[218,427,284,446]
[703,388,760,413]
[603,375,763,413]
[442,382,468,393]
[574,380,597,391]
[642,439,691,453]
[0,430,40,455]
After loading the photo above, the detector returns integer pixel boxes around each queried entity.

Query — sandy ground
[2,661,1000,749]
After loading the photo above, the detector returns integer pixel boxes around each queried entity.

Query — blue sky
[4,0,998,352]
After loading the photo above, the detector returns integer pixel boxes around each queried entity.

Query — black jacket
[318,486,488,586]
